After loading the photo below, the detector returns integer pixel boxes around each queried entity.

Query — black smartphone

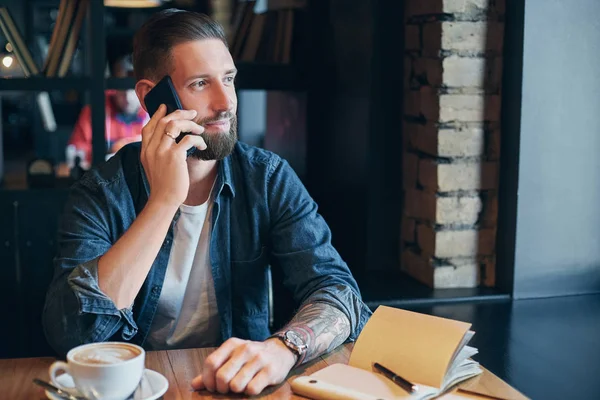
[144,75,183,118]
[144,75,197,156]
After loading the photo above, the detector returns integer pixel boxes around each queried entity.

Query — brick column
[402,0,505,288]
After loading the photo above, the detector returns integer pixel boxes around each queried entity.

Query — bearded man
[43,8,371,397]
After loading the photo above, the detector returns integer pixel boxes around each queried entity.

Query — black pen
[373,362,419,394]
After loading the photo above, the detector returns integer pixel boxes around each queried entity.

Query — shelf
[0,77,92,91]
[0,64,306,92]
[357,271,511,310]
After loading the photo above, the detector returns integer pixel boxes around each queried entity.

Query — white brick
[437,196,482,225]
[412,124,485,157]
[409,0,500,16]
[419,90,501,123]
[443,56,486,87]
[434,263,479,288]
[418,225,478,257]
[437,162,497,191]
[437,94,501,122]
[443,0,505,14]
[442,22,488,51]
[418,160,498,191]
[405,189,482,225]
[440,127,485,156]
[424,21,502,52]
[418,225,495,258]
[442,0,491,13]
[401,249,480,288]
[440,94,484,121]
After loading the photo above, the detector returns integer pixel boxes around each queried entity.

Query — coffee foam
[73,345,140,365]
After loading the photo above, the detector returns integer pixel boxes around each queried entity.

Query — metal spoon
[32,378,87,400]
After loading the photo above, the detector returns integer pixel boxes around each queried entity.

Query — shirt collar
[216,151,236,198]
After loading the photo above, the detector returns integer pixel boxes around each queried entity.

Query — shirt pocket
[231,245,268,264]
[231,246,270,316]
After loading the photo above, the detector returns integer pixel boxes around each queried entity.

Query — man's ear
[135,79,155,112]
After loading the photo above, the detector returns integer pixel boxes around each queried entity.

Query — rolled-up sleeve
[43,178,137,357]
[266,157,372,341]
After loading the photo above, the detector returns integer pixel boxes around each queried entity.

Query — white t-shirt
[146,198,221,350]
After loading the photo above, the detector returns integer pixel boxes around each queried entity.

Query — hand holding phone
[140,77,206,208]
[144,75,201,157]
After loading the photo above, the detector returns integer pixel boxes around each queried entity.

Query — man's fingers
[215,348,254,394]
[191,374,204,391]
[202,338,245,392]
[245,368,274,396]
[154,109,198,135]
[164,120,205,139]
[176,134,207,155]
[143,103,167,136]
[141,104,166,153]
[229,355,265,394]
[149,109,197,150]
[158,121,204,151]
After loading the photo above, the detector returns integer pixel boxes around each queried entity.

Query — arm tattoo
[276,302,351,365]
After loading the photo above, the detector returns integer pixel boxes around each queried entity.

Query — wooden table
[0,343,528,399]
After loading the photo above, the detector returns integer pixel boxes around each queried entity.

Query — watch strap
[270,331,307,368]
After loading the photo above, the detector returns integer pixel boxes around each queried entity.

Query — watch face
[285,331,305,348]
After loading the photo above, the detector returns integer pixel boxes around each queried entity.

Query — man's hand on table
[191,337,297,396]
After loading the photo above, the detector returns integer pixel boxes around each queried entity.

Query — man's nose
[210,81,233,112]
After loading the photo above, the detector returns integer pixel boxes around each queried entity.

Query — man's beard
[184,112,238,161]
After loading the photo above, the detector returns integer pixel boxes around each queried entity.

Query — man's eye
[225,76,235,83]
[193,80,206,88]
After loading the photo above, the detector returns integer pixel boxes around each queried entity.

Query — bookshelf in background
[228,0,307,65]
[0,5,56,132]
[0,0,310,190]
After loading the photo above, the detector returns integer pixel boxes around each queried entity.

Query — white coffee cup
[48,342,145,400]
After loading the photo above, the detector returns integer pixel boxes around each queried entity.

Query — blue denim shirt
[43,141,371,357]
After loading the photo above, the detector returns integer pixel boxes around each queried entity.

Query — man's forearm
[98,199,177,309]
[277,302,351,364]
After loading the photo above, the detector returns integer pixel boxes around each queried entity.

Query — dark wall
[0,189,69,358]
[305,0,404,279]
[512,0,600,298]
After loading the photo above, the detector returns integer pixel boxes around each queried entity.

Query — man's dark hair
[132,8,228,81]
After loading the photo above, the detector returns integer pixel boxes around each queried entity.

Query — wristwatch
[272,330,308,366]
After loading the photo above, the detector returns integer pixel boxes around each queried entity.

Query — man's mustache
[198,112,236,126]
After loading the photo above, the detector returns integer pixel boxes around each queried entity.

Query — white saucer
[46,368,169,400]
